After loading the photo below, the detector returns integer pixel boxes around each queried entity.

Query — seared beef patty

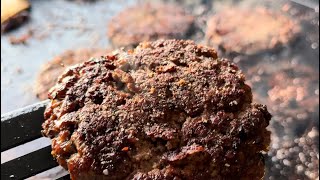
[205,7,300,55]
[42,39,271,180]
[34,48,110,100]
[107,3,195,48]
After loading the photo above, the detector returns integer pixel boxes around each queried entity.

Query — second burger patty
[42,39,271,180]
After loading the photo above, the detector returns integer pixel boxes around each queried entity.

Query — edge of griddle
[1,100,50,151]
[1,100,49,122]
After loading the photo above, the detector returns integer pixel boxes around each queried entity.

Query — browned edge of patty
[34,48,110,100]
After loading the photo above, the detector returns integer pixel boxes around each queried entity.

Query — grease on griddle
[247,61,319,136]
[246,60,319,180]
[266,127,319,180]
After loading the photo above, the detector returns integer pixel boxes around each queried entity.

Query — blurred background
[1,0,319,179]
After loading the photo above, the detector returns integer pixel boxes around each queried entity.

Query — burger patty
[107,3,195,48]
[205,7,300,55]
[42,39,271,180]
[34,48,110,100]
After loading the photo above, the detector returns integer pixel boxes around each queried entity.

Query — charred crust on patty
[34,49,110,100]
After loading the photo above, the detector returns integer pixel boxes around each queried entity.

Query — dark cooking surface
[1,0,319,179]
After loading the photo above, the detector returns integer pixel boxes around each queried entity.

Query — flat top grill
[1,0,319,179]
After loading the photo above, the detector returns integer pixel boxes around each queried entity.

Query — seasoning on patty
[107,3,195,48]
[42,40,271,180]
[34,48,110,100]
[1,0,30,33]
[206,7,300,55]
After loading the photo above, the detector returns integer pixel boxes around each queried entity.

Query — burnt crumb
[107,3,195,48]
[205,7,300,55]
[15,67,23,74]
[42,39,271,180]
[8,29,33,45]
[34,48,110,100]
